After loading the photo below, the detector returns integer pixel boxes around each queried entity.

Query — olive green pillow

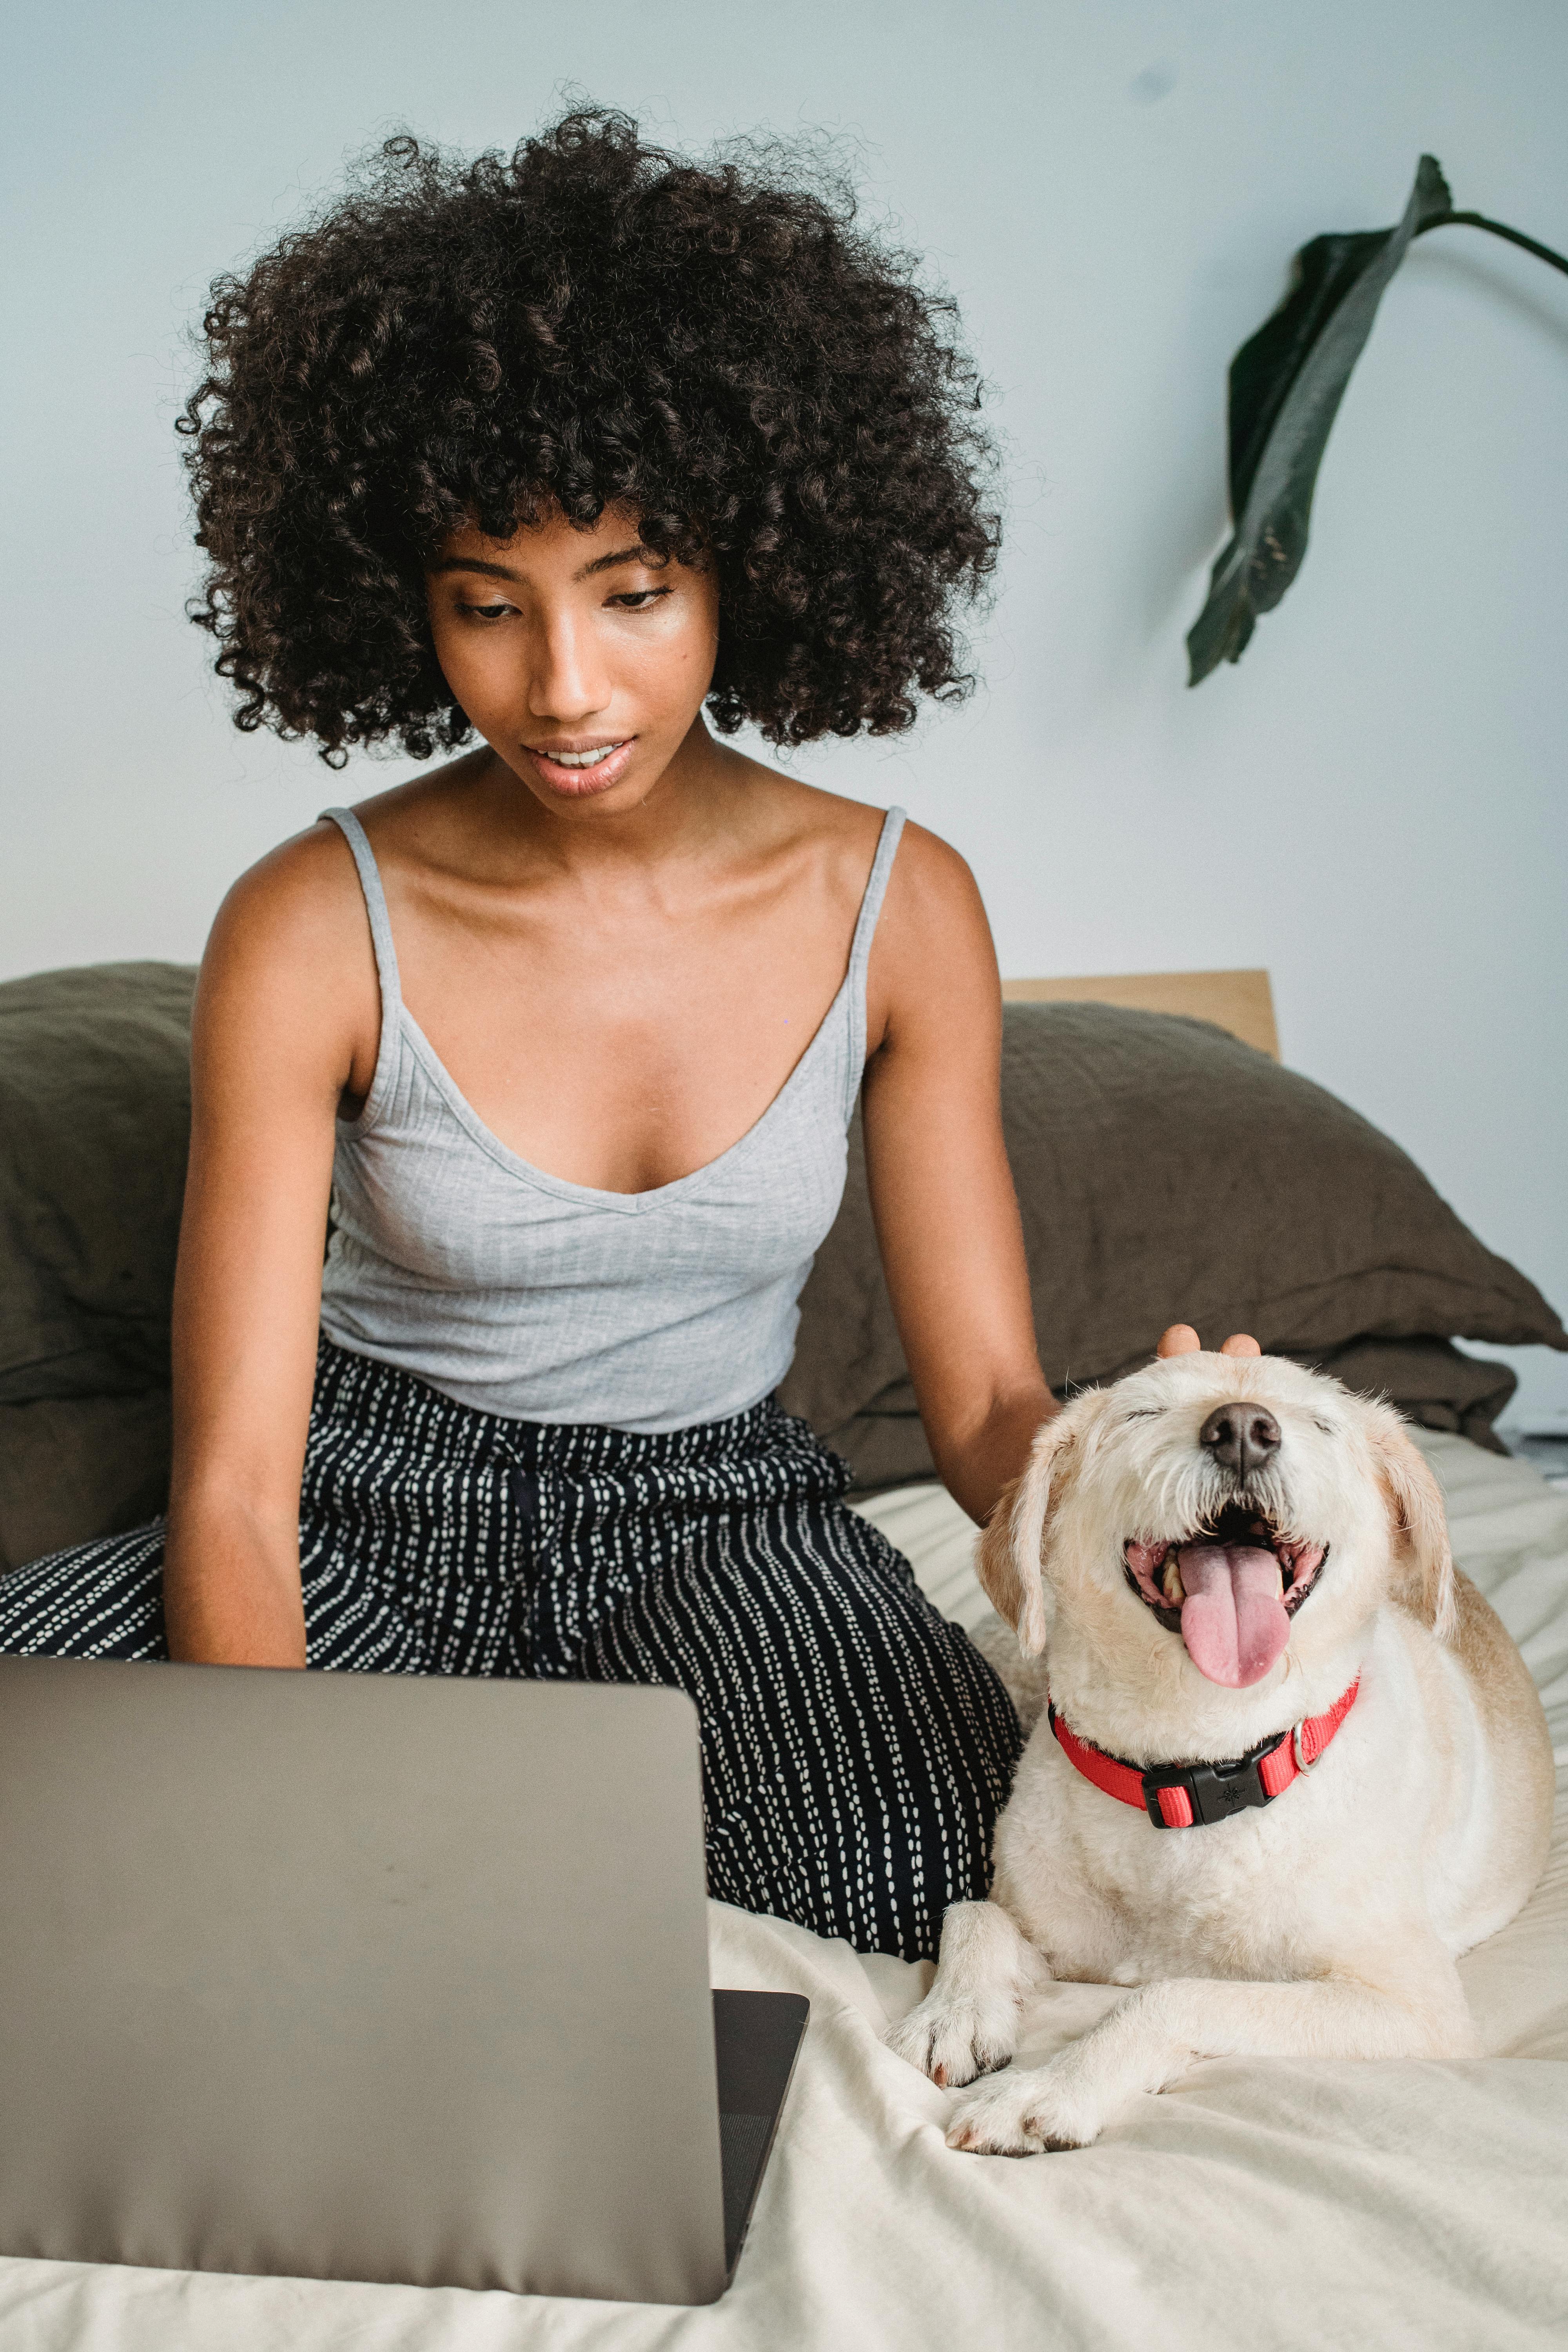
[0,963,198,1406]
[780,1002,1565,1488]
[0,1391,172,1574]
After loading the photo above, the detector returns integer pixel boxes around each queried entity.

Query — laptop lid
[0,1657,733,2303]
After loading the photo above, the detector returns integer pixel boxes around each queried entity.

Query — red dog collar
[1048,1680,1360,1829]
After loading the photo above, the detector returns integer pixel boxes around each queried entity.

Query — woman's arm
[163,828,377,1665]
[860,826,1054,1527]
[862,831,1264,1525]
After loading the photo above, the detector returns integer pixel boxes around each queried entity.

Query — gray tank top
[317,804,906,1433]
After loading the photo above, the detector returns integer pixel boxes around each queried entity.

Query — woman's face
[425,506,721,817]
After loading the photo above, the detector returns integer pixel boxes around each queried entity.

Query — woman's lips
[521,737,636,795]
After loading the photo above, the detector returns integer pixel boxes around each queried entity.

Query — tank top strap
[322,808,403,1014]
[844,806,906,1115]
[321,807,403,1119]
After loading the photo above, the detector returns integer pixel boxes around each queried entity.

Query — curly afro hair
[179,109,1000,765]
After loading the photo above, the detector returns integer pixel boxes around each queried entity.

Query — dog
[886,1349,1553,2153]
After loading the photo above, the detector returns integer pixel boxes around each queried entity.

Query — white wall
[4,0,1565,1418]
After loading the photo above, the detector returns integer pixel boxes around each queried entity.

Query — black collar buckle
[1142,1728,1287,1829]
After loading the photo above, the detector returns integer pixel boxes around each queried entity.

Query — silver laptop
[0,1657,806,2303]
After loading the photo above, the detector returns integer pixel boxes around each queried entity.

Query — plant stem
[1415,210,1568,277]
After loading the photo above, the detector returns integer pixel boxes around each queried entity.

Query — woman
[3,113,1243,1962]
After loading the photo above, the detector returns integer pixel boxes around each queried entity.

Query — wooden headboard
[1000,969,1279,1060]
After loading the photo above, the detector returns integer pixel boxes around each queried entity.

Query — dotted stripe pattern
[0,1339,1020,1960]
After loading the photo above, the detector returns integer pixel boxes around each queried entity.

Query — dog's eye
[1124,1410,1158,1421]
[1314,1419,1335,1434]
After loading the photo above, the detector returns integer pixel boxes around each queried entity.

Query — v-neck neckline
[392,971,851,1214]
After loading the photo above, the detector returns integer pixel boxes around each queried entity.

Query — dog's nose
[1199,1403,1281,1479]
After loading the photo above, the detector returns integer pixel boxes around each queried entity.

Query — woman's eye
[462,601,515,621]
[608,588,671,610]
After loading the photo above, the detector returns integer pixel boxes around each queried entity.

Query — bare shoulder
[881,815,989,933]
[728,757,977,924]
[325,748,492,871]
[198,817,379,1098]
[871,817,998,1045]
[726,757,995,1044]
[208,817,369,980]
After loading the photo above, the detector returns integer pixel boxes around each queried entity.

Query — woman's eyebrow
[576,543,657,579]
[429,545,655,584]
[430,555,523,581]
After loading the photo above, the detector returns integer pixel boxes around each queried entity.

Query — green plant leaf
[1187,156,1454,685]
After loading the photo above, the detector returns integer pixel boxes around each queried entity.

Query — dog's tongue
[1176,1544,1289,1687]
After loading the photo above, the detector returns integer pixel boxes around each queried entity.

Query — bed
[1,961,1564,2343]
[0,1430,1562,2348]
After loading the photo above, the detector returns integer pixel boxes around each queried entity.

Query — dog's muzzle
[1123,1503,1328,1688]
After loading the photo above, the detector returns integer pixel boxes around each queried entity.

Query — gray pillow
[779,1002,1565,1487]
[0,963,198,1405]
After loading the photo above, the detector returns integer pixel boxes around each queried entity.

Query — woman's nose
[526,614,611,723]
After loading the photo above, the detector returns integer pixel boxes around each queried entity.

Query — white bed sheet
[4,1430,1565,2351]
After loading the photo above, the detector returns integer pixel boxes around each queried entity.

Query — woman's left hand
[1157,1325,1261,1358]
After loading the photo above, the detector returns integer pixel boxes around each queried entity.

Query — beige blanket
[3,1432,1564,2348]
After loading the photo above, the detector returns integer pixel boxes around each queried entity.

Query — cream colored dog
[887,1349,1553,2153]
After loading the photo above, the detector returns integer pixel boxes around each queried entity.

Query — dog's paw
[885,1990,1018,2089]
[944,2058,1106,2154]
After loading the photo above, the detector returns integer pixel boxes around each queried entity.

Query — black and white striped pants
[0,1338,1020,1960]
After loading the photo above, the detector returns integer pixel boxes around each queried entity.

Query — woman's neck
[464,718,759,884]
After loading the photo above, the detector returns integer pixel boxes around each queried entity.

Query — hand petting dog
[887,1330,1553,2154]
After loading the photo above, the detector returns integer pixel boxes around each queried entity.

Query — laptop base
[714,1989,809,2277]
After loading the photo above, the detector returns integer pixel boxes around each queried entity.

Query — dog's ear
[976,1414,1076,1657]
[1366,1405,1456,1642]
